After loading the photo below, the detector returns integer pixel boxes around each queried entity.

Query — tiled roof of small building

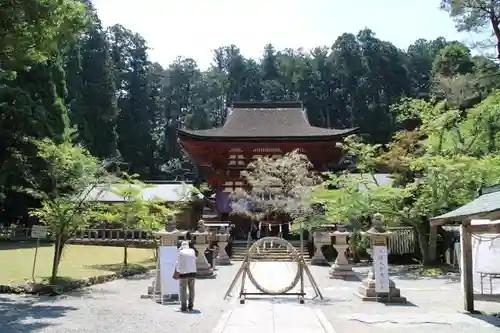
[431,186,500,224]
[177,102,357,141]
[84,182,201,203]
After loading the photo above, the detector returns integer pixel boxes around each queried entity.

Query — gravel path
[0,265,240,333]
[2,263,500,333]
[308,265,500,333]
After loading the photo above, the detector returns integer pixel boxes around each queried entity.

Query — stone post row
[329,230,357,280]
[310,230,330,266]
[193,221,216,279]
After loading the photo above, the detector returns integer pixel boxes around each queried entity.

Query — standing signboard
[373,245,390,293]
[157,246,179,303]
[30,225,49,282]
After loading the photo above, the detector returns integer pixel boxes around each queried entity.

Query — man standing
[176,240,197,312]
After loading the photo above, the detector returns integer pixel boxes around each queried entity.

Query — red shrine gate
[177,101,357,237]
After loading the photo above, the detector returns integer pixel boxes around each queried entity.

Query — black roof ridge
[479,184,500,195]
[231,101,303,109]
[177,129,358,141]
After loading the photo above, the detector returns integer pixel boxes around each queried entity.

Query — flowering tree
[231,150,320,230]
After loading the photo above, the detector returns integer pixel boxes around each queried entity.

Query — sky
[92,0,483,70]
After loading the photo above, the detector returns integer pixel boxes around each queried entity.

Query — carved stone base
[330,244,357,280]
[196,250,216,279]
[216,244,231,265]
[355,277,406,303]
[196,268,216,278]
[310,247,329,266]
[216,256,231,265]
[329,264,359,281]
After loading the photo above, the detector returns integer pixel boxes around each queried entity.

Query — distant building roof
[85,182,202,203]
[177,101,357,141]
[345,173,393,191]
[431,185,500,225]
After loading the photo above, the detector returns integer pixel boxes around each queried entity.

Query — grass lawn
[0,242,156,285]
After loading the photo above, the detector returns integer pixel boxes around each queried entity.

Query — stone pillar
[193,220,216,278]
[356,213,406,303]
[216,231,231,265]
[209,230,217,270]
[310,230,330,266]
[146,229,182,301]
[330,230,358,280]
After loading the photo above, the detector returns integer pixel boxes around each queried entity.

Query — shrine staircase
[231,240,311,262]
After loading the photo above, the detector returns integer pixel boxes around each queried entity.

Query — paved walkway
[213,301,334,333]
[214,261,335,333]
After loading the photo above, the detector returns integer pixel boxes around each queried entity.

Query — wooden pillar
[429,225,438,262]
[461,221,474,312]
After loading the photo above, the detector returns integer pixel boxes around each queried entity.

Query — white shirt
[176,247,197,274]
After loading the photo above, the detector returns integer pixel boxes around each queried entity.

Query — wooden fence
[0,227,155,242]
[0,225,417,254]
[387,227,417,255]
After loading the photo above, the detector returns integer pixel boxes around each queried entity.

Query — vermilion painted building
[177,101,357,237]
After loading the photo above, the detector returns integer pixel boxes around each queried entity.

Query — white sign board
[460,220,500,296]
[31,225,49,239]
[373,245,390,293]
[159,246,179,296]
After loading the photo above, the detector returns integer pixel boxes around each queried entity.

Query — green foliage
[92,174,177,264]
[441,0,500,60]
[2,0,500,246]
[316,88,500,264]
[29,138,112,283]
[1,0,89,77]
[432,42,474,77]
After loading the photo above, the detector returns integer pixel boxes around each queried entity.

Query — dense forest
[2,0,500,230]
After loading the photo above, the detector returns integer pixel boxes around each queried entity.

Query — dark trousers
[179,277,195,308]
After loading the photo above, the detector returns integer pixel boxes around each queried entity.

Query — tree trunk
[50,234,65,285]
[416,223,432,265]
[123,243,128,266]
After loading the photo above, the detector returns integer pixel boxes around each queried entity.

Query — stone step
[231,250,307,254]
[230,253,312,262]
[230,242,311,262]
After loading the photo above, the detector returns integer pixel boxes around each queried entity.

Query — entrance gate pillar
[356,213,406,303]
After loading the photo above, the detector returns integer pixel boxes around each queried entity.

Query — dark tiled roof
[177,106,357,141]
[430,189,500,223]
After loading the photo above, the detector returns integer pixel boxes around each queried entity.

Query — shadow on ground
[386,265,461,282]
[0,241,53,250]
[84,259,155,273]
[0,296,77,333]
[392,271,461,282]
[383,300,418,307]
[467,313,500,328]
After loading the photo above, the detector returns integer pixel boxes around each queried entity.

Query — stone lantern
[310,228,330,266]
[330,225,357,280]
[192,219,216,278]
[147,219,183,300]
[216,226,231,265]
[356,213,406,303]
